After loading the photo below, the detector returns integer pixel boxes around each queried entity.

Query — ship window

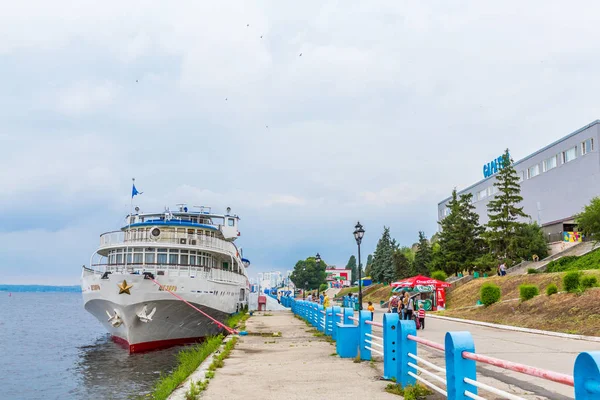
[126,254,132,264]
[157,253,167,264]
[180,250,188,254]
[133,253,143,264]
[190,255,196,265]
[190,250,196,255]
[181,255,189,265]
[228,219,235,227]
[187,229,195,235]
[169,254,178,264]
[145,252,155,264]
[223,262,229,270]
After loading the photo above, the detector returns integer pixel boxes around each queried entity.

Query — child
[367,301,375,320]
[417,304,425,330]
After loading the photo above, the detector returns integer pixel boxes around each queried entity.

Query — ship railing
[90,263,246,283]
[99,231,238,258]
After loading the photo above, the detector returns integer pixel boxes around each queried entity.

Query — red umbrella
[391,275,451,289]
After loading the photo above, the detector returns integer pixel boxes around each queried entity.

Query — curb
[428,314,600,343]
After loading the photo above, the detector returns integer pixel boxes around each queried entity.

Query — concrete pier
[200,311,398,400]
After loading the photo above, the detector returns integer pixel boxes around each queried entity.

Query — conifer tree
[370,227,396,283]
[345,255,357,283]
[393,251,411,280]
[413,231,432,276]
[364,254,373,277]
[485,148,529,260]
[438,190,485,275]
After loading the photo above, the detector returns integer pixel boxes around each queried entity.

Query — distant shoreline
[0,285,81,293]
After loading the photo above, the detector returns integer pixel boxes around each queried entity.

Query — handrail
[462,351,575,386]
[464,377,526,400]
[407,334,445,352]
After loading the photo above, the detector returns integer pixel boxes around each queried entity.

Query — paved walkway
[201,311,399,400]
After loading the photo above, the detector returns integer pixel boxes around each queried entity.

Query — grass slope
[443,270,600,336]
[546,247,600,272]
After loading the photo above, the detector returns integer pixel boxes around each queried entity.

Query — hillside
[546,247,600,272]
[442,270,600,336]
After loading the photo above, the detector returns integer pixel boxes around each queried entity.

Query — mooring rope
[151,278,237,335]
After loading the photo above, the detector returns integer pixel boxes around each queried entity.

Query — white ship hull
[82,268,247,352]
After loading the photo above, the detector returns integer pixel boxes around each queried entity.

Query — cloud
[3,1,600,283]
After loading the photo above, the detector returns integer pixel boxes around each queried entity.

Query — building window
[145,252,155,264]
[582,138,594,155]
[527,164,540,179]
[542,155,557,172]
[477,188,487,201]
[563,146,577,163]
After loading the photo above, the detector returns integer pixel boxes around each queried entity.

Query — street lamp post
[353,221,365,310]
[315,253,321,299]
[304,281,308,300]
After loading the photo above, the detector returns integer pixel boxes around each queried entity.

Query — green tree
[370,227,397,283]
[364,254,373,278]
[413,231,432,276]
[576,197,600,242]
[393,250,412,280]
[485,148,529,261]
[438,189,485,275]
[290,256,327,291]
[511,222,549,261]
[345,255,358,283]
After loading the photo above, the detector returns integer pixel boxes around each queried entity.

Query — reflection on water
[71,335,182,399]
[0,292,181,400]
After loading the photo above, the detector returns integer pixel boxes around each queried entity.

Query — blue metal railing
[284,297,600,400]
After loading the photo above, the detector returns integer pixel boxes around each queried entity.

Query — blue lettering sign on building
[483,153,509,178]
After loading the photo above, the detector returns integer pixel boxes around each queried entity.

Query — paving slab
[200,311,398,400]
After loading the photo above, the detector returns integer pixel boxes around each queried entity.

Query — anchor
[136,305,156,323]
[106,309,123,327]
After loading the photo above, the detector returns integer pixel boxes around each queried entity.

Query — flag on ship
[132,179,143,198]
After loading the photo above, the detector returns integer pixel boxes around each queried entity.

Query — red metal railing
[462,351,574,387]
[407,334,445,352]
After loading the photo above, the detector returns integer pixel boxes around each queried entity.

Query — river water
[0,292,182,399]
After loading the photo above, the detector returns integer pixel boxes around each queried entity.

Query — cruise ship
[81,204,250,353]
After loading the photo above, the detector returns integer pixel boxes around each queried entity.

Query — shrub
[581,276,598,289]
[563,271,582,293]
[527,268,539,274]
[319,283,328,292]
[519,284,539,301]
[480,283,501,306]
[546,284,558,296]
[431,270,448,281]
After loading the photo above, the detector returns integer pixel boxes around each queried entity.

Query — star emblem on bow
[118,280,133,295]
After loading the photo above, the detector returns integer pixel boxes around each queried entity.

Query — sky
[2,1,600,284]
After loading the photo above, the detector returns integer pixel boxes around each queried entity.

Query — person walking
[405,294,414,321]
[500,262,507,276]
[403,292,410,320]
[417,304,426,330]
[400,291,406,320]
[367,301,375,321]
[388,293,399,313]
[306,292,313,302]
[323,293,330,308]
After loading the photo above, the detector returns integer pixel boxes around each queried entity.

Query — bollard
[359,310,372,361]
[574,351,600,399]
[325,307,334,336]
[343,307,355,325]
[331,306,341,341]
[317,305,325,332]
[445,331,477,400]
[336,321,359,358]
[383,313,400,381]
[397,320,417,387]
